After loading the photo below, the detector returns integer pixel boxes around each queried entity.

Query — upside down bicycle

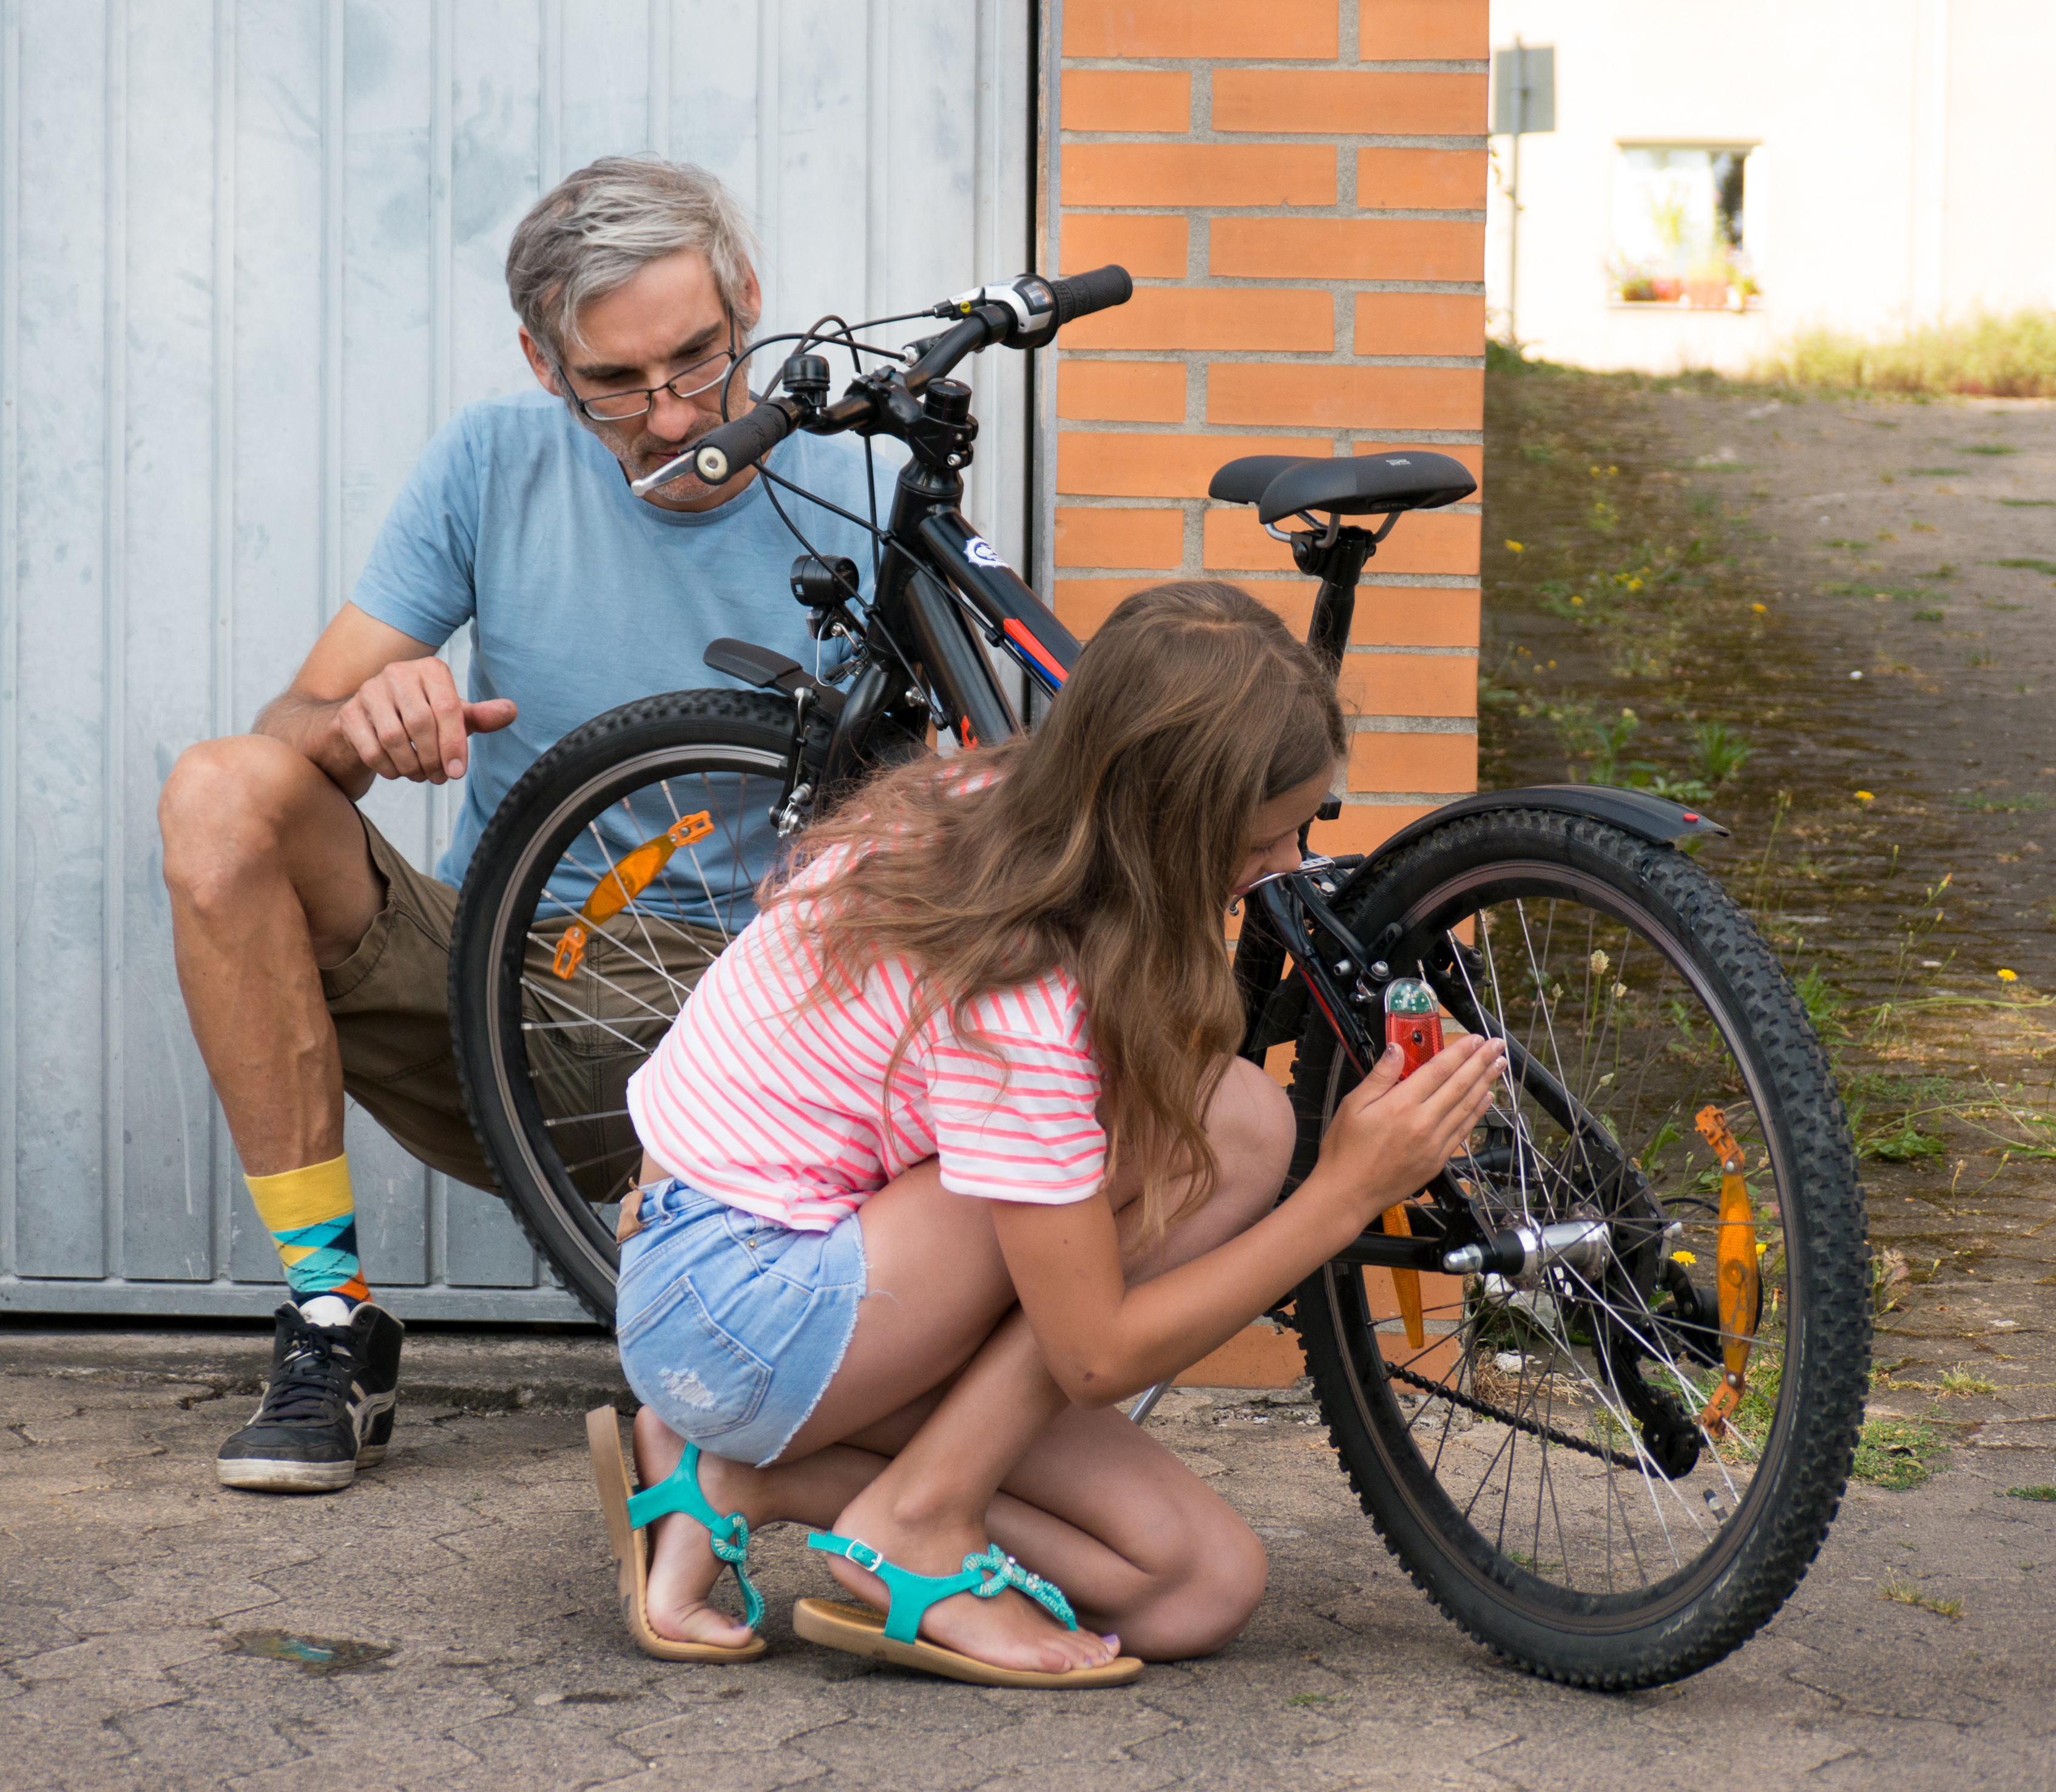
[447,265,1870,1689]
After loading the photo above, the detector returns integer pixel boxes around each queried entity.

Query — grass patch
[1881,1576,1964,1620]
[1909,467,1970,478]
[1939,1364,1999,1396]
[2003,1485,2056,1503]
[1998,498,2056,508]
[1963,444,2022,456]
[1991,558,2056,577]
[1853,1416,1950,1489]
[1954,790,2056,813]
[1913,608,1946,622]
[1756,308,2056,398]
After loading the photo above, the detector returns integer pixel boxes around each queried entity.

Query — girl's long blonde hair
[767,580,1345,1238]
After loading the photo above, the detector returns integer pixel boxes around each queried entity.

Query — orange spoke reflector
[1382,1205,1425,1350]
[550,811,715,981]
[1691,1104,1763,1438]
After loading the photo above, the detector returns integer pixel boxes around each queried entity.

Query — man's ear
[518,326,560,396]
[736,264,763,335]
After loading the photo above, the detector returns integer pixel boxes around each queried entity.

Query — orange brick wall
[1052,0,1489,867]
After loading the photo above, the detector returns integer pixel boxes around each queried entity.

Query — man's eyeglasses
[557,325,739,424]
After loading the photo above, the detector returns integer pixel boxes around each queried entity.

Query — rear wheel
[1290,810,1868,1687]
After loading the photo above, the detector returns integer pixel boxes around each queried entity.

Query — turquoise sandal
[586,1407,767,1663]
[794,1530,1141,1687]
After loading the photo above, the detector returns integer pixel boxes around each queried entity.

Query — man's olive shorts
[322,815,723,1193]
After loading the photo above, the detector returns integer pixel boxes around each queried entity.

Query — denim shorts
[615,1179,868,1468]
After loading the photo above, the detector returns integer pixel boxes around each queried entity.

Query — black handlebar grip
[1049,265,1132,328]
[692,397,799,485]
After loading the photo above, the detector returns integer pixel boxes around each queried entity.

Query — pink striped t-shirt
[626,867,1107,1231]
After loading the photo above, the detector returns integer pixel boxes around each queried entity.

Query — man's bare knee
[160,736,344,913]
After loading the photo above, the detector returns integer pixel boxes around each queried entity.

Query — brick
[1213,70,1486,137]
[1338,651,1477,718]
[1062,431,1327,498]
[1063,288,1334,353]
[1353,584,1480,646]
[1064,0,1337,59]
[1358,147,1487,210]
[1308,803,1439,856]
[1052,577,1163,637]
[1061,70,1191,134]
[1052,506,1184,569]
[1206,505,1479,576]
[1345,730,1476,792]
[1355,442,1485,489]
[1063,143,1336,209]
[1061,213,1188,278]
[1208,364,1483,431]
[1212,216,1484,282]
[1360,0,1489,61]
[1174,1320,1307,1388]
[1059,359,1187,422]
[1354,291,1489,357]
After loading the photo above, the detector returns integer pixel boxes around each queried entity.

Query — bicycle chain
[1382,1360,1644,1472]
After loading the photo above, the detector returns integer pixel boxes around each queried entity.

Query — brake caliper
[1690,1105,1763,1438]
[550,811,715,980]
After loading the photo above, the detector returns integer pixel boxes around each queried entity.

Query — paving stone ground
[2,1330,2053,1790]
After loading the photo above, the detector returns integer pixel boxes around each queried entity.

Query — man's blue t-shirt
[349,390,887,917]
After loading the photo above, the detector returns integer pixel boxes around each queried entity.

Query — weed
[1692,720,1755,786]
[1914,608,1946,621]
[1963,444,2021,456]
[1880,1576,1963,1620]
[1969,650,2001,667]
[1286,1692,1350,1708]
[1872,1248,1912,1316]
[2003,1485,2056,1503]
[1864,1118,1948,1162]
[1822,536,1870,549]
[1909,467,1969,478]
[1917,565,1958,581]
[1998,498,2055,508]
[1991,558,2056,577]
[1940,1364,2000,1396]
[1853,1416,1949,1489]
[1793,965,1851,1039]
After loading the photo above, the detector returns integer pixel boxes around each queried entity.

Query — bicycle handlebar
[643,266,1132,492]
[690,396,804,487]
[1049,265,1132,328]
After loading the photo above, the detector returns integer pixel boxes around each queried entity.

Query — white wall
[1486,0,2056,372]
[0,0,1035,1317]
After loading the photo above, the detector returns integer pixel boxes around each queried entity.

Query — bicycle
[447,265,1870,1689]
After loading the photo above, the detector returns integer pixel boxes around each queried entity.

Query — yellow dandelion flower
[1506,539,1525,553]
[1855,791,1875,803]
[1751,602,1767,614]
[1570,595,1584,606]
[1998,968,2018,982]
[1670,1249,1699,1266]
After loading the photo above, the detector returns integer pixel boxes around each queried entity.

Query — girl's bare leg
[637,1057,1292,1663]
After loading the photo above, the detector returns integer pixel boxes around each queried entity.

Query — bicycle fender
[1358,783,1728,876]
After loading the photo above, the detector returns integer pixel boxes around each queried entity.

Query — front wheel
[1290,810,1869,1688]
[449,688,802,1320]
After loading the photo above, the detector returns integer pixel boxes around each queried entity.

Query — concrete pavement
[2,1328,2053,1791]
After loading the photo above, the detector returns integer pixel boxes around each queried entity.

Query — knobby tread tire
[1290,810,1870,1689]
[450,687,797,1321]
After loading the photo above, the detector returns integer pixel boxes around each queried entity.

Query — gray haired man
[158,158,879,1493]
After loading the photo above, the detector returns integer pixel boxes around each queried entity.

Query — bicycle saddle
[1209,451,1476,527]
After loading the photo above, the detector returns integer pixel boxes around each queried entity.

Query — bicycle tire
[1287,809,1868,1688]
[450,687,800,1320]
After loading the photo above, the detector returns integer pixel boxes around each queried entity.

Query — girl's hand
[1311,1033,1505,1224]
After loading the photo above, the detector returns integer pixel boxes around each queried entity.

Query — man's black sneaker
[215,1300,404,1493]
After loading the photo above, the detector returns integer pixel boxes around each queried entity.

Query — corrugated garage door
[0,0,1036,1318]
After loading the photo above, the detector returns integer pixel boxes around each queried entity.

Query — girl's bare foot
[823,1481,1120,1675]
[632,1407,760,1648]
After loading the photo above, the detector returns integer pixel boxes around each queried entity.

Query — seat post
[1292,528,1375,674]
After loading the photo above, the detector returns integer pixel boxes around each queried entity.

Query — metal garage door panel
[0,0,1033,1318]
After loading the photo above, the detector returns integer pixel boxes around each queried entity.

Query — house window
[1612,146,1757,309]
